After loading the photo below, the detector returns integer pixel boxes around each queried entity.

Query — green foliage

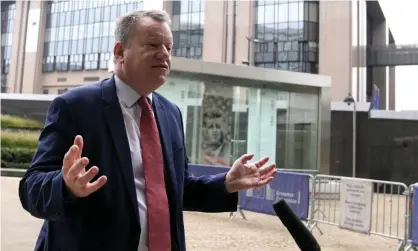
[1,161,30,169]
[1,147,36,164]
[1,114,43,130]
[1,116,41,170]
[1,130,39,148]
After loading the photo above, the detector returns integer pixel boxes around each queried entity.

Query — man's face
[118,16,173,95]
[207,118,223,144]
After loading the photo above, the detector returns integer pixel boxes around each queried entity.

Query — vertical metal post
[352,100,357,177]
[246,36,251,66]
[229,87,247,220]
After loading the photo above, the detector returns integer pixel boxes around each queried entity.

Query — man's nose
[156,45,170,59]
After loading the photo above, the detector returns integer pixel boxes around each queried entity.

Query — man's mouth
[152,64,168,69]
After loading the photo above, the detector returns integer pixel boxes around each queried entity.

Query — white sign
[339,178,373,233]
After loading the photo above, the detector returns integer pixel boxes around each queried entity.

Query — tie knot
[138,96,151,107]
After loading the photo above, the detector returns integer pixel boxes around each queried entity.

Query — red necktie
[138,97,171,251]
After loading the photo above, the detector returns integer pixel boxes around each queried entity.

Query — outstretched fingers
[240,153,255,164]
[75,166,99,187]
[63,145,79,174]
[258,165,277,186]
[83,175,107,195]
[257,176,275,187]
[259,163,276,175]
[252,156,270,168]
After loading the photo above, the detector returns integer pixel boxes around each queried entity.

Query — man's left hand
[225,153,277,193]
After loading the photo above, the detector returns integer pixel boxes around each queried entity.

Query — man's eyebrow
[145,37,172,43]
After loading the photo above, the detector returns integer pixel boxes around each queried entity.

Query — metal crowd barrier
[187,165,315,221]
[231,170,315,223]
[404,184,418,251]
[188,164,418,250]
[308,175,409,250]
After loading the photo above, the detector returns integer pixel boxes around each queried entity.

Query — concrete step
[1,168,26,178]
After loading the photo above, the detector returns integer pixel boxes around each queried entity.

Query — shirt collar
[114,74,153,108]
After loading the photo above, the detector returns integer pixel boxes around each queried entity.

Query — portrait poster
[198,83,234,167]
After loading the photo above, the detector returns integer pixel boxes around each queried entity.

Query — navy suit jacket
[18,76,238,251]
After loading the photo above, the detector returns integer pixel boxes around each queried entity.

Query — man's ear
[113,41,125,63]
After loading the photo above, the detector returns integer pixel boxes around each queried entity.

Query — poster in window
[199,84,233,167]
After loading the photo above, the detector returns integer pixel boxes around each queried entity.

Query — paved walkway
[1,176,401,251]
[1,177,43,251]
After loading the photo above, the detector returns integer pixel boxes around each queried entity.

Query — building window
[172,0,204,60]
[100,52,112,70]
[43,0,144,73]
[1,74,7,93]
[69,54,83,70]
[254,0,319,74]
[58,88,68,94]
[1,2,16,93]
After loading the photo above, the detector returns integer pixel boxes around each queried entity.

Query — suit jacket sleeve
[175,106,238,212]
[19,96,81,221]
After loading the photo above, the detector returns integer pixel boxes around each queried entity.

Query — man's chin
[157,75,168,84]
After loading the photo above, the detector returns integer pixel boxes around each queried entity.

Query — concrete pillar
[202,1,227,63]
[388,66,396,110]
[21,0,48,94]
[318,1,352,102]
[388,32,396,110]
[162,0,172,15]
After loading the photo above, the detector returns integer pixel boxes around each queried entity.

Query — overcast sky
[379,0,418,111]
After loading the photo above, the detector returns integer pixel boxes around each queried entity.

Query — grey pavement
[1,177,43,251]
[0,176,401,251]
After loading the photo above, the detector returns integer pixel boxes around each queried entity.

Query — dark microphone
[272,199,321,251]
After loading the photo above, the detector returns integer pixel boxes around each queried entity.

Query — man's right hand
[62,135,107,198]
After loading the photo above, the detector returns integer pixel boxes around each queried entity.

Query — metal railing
[189,164,418,251]
[404,185,418,251]
[307,175,409,250]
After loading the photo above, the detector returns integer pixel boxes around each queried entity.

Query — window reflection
[255,0,319,74]
[43,0,145,72]
[172,0,204,60]
[158,76,319,170]
[1,2,15,92]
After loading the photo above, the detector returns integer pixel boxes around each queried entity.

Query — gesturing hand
[62,135,107,198]
[225,153,277,193]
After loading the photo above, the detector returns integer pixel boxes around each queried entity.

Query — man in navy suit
[18,10,277,251]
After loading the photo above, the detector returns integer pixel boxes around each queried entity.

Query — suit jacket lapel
[152,94,178,199]
[101,76,140,224]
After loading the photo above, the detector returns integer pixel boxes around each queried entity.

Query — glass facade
[157,74,319,170]
[171,0,205,59]
[42,0,144,72]
[254,0,319,73]
[1,1,15,93]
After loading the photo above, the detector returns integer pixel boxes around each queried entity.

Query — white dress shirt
[114,75,153,251]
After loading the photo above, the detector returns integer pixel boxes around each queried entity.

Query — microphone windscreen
[272,199,321,251]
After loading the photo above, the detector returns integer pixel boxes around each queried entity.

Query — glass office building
[41,0,206,72]
[42,0,144,72]
[1,1,15,92]
[254,0,319,73]
[171,0,205,59]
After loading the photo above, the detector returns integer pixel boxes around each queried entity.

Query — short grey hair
[114,10,172,46]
